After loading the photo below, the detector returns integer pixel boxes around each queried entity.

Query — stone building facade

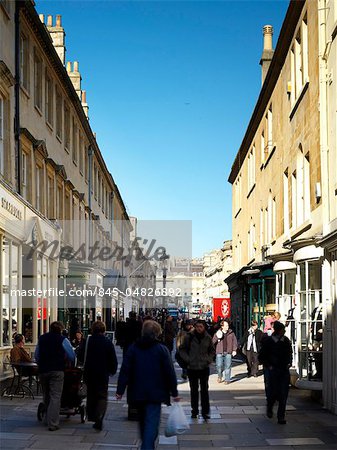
[203,240,232,309]
[0,1,133,376]
[162,258,204,310]
[317,0,337,415]
[226,0,337,413]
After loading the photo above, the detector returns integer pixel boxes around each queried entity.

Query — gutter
[14,1,23,194]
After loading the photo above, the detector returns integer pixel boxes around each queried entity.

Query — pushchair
[37,367,86,423]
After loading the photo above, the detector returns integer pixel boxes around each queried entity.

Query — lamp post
[159,250,169,308]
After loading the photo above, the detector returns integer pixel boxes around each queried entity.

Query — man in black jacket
[179,320,215,420]
[258,321,292,424]
[35,321,75,431]
[78,321,118,431]
[123,311,142,356]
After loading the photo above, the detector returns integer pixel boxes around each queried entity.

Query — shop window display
[298,260,323,381]
[276,271,296,358]
[1,239,19,346]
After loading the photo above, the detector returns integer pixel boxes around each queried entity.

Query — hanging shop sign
[37,298,47,320]
[212,297,231,321]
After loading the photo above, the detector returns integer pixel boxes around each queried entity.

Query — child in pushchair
[37,367,86,424]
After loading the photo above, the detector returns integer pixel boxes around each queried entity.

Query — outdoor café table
[1,361,39,399]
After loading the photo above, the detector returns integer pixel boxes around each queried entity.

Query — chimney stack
[81,90,89,119]
[68,60,82,99]
[260,25,274,85]
[43,15,90,121]
[46,14,66,65]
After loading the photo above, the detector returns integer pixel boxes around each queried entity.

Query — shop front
[59,260,94,339]
[0,181,60,379]
[317,232,337,413]
[226,263,276,339]
[244,264,276,329]
[273,245,324,390]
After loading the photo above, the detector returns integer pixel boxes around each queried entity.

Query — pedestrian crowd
[8,309,292,449]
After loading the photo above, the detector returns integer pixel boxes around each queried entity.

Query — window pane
[299,261,306,291]
[308,261,321,290]
[284,271,295,295]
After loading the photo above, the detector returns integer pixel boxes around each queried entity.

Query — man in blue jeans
[212,319,238,384]
[35,321,75,431]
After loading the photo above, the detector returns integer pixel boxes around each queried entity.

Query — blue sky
[37,0,289,257]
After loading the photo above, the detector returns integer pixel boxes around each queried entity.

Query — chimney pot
[81,90,87,103]
[47,15,53,27]
[74,61,79,72]
[260,25,274,85]
[263,25,273,51]
[66,61,72,73]
[39,14,44,23]
[56,15,62,27]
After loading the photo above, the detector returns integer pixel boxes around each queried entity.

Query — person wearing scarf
[241,320,263,377]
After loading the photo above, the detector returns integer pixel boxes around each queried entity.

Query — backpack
[175,334,192,369]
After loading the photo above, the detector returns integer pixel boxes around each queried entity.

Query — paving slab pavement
[1,349,336,449]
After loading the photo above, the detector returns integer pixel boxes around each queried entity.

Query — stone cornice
[0,61,15,87]
[20,129,50,160]
[55,165,67,180]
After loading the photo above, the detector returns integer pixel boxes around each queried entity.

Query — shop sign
[37,298,47,320]
[0,193,23,220]
[212,297,231,321]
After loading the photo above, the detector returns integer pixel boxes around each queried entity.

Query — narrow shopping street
[1,348,336,450]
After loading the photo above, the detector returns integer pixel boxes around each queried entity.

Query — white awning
[273,261,296,272]
[293,245,323,262]
[242,269,260,276]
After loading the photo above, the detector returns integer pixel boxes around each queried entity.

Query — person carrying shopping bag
[116,320,179,450]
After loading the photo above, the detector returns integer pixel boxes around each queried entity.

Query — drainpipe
[14,1,21,194]
[88,145,93,254]
[110,191,114,241]
[121,215,124,278]
[318,0,329,229]
[317,0,330,413]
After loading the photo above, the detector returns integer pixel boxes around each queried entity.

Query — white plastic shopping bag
[165,403,190,437]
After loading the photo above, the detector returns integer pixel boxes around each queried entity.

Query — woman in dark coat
[116,320,179,450]
[78,321,118,431]
[163,315,176,353]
